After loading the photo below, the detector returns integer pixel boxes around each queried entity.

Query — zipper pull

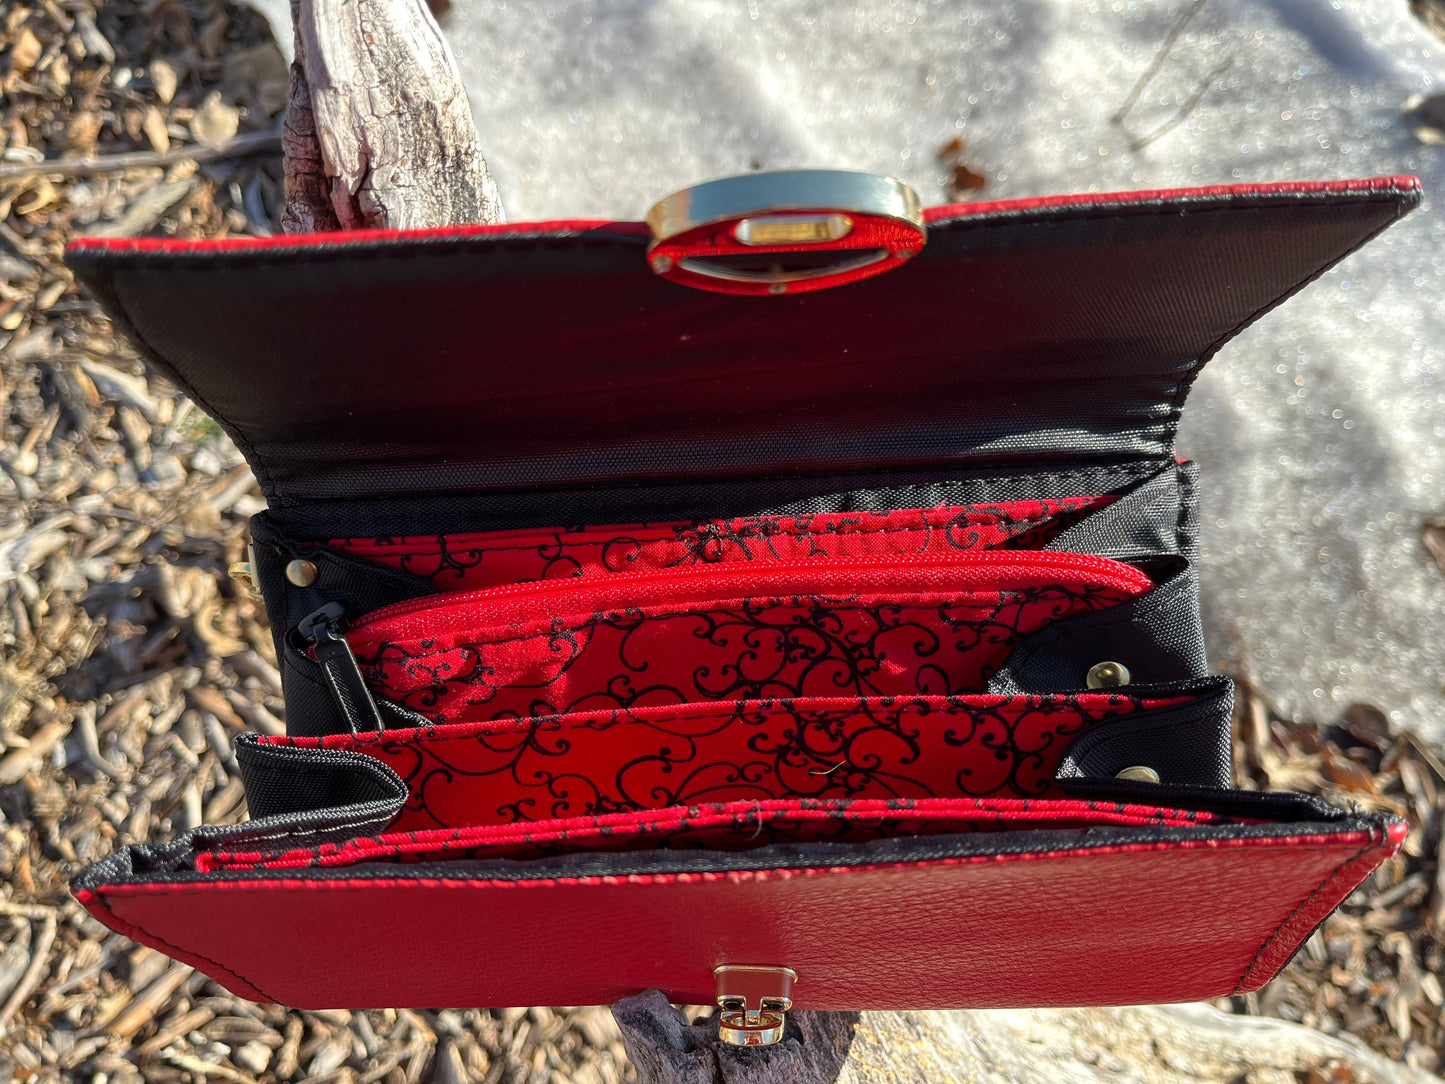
[299,602,385,735]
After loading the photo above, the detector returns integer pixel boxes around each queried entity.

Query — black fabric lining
[67,186,1418,505]
[255,460,1166,541]
[233,736,405,825]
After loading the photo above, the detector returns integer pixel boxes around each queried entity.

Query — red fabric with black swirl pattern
[322,498,1111,591]
[264,693,1179,831]
[345,553,1153,725]
[199,796,1238,872]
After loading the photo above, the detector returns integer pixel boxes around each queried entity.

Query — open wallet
[66,170,1422,1043]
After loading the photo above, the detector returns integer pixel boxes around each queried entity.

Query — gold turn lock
[645,170,925,296]
[714,965,798,1047]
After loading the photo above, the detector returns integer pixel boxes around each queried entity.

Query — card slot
[263,690,1192,832]
[343,552,1154,724]
[314,498,1116,592]
[197,795,1243,872]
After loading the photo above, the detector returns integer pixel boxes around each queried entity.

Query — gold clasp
[714,964,797,1047]
[229,542,263,600]
[645,170,924,296]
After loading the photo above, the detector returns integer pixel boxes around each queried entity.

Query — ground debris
[1227,674,1445,1073]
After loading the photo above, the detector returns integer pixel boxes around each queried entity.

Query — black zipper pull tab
[299,602,385,735]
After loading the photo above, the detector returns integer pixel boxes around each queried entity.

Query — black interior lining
[67,184,1418,505]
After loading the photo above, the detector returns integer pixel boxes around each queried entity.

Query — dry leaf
[1341,702,1392,750]
[937,135,966,162]
[1321,745,1379,795]
[947,163,988,200]
[1423,515,1445,571]
[937,134,988,201]
[189,90,239,147]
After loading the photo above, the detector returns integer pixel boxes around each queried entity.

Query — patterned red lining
[267,692,1182,831]
[345,554,1153,723]
[321,499,1112,592]
[199,797,1240,872]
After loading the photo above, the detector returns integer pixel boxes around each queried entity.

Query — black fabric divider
[988,558,1209,694]
[1054,678,1234,789]
[255,460,1168,542]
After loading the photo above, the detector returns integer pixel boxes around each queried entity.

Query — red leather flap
[77,818,1401,1010]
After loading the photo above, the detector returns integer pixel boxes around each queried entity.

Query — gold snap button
[285,558,319,587]
[1086,660,1131,689]
[1116,765,1161,784]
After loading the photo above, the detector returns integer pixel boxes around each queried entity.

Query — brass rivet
[650,254,673,273]
[768,282,787,295]
[1085,660,1131,689]
[285,558,319,587]
[1116,765,1161,784]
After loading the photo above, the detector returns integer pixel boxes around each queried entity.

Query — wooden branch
[282,0,502,232]
[611,992,1437,1084]
[612,991,858,1084]
[0,130,281,182]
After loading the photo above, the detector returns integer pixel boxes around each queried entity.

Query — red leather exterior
[77,821,1400,1010]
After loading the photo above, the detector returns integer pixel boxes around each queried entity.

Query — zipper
[350,550,1152,633]
[298,602,386,735]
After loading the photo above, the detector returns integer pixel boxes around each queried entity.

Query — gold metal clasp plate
[714,964,798,1047]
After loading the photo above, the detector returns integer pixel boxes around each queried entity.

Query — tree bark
[281,0,502,232]
[611,992,1436,1084]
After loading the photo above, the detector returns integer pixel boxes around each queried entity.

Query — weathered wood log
[281,0,502,232]
[612,991,1436,1084]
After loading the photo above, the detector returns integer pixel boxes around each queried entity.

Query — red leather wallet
[67,173,1419,1038]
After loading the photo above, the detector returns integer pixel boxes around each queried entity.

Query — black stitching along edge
[1230,829,1389,994]
[257,460,1168,523]
[84,885,283,1004]
[1165,189,1421,441]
